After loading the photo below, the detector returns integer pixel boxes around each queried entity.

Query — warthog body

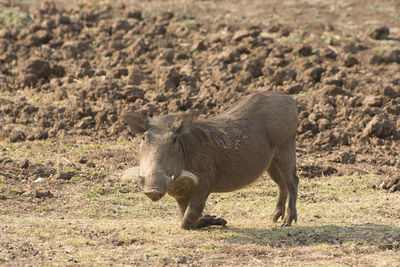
[123,92,299,229]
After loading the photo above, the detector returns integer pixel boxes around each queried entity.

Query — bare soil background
[0,0,400,265]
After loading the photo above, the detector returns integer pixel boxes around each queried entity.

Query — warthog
[123,92,299,229]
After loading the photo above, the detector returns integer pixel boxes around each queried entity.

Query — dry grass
[1,140,400,266]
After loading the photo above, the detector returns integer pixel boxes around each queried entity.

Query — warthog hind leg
[268,161,288,223]
[274,139,298,227]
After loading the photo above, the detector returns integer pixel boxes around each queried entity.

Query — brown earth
[1,0,400,265]
[1,0,399,185]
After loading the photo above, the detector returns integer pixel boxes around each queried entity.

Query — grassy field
[1,140,399,266]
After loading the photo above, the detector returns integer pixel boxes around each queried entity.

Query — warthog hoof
[272,209,285,223]
[281,213,297,227]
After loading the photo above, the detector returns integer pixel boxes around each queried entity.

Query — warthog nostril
[144,191,164,201]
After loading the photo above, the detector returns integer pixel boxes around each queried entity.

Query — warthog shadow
[209,223,400,248]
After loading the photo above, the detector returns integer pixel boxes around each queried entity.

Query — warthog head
[123,113,199,201]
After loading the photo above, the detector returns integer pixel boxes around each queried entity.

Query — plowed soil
[0,0,400,265]
[1,0,399,185]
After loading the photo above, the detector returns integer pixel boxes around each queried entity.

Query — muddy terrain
[0,0,400,265]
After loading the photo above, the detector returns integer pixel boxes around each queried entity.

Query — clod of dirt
[323,86,347,97]
[313,131,349,148]
[55,87,68,100]
[370,54,386,65]
[112,68,128,79]
[218,48,240,64]
[56,172,75,180]
[127,66,144,85]
[35,190,54,198]
[279,26,291,37]
[0,28,12,39]
[177,256,188,264]
[324,76,343,87]
[87,162,95,168]
[298,165,338,178]
[296,44,313,57]
[284,84,303,95]
[39,0,57,14]
[9,130,26,142]
[340,152,356,164]
[344,55,359,67]
[383,86,399,98]
[20,159,30,169]
[321,48,337,60]
[384,104,400,116]
[387,49,400,63]
[306,67,324,83]
[329,152,356,164]
[363,115,395,138]
[191,40,207,52]
[369,26,390,40]
[33,128,49,140]
[232,29,252,41]
[113,19,133,33]
[112,237,138,246]
[126,9,142,20]
[24,58,51,78]
[27,29,52,46]
[270,68,296,85]
[79,157,87,164]
[297,118,319,135]
[363,95,383,107]
[244,59,264,78]
[51,64,66,77]
[75,117,94,129]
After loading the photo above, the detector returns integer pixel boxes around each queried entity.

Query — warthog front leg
[176,198,189,219]
[180,194,206,230]
[180,192,226,229]
[195,215,227,228]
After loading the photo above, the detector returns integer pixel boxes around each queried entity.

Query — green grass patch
[0,10,33,28]
[36,206,55,212]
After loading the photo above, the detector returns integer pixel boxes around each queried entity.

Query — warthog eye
[141,132,148,142]
[172,135,177,145]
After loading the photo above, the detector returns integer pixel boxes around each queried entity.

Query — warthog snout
[144,190,165,201]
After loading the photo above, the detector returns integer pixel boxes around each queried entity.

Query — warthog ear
[171,113,194,134]
[123,113,148,134]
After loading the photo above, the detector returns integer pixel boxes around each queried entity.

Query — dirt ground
[0,0,400,265]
